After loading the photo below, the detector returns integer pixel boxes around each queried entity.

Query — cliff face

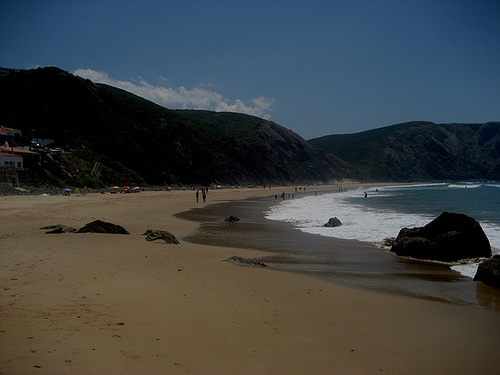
[0,67,354,186]
[309,121,500,181]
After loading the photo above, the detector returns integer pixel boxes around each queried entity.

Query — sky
[1,0,499,139]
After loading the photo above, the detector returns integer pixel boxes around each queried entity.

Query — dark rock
[224,216,240,223]
[382,237,396,247]
[323,217,342,227]
[41,224,77,234]
[390,212,491,262]
[143,229,180,244]
[474,255,500,289]
[225,256,267,268]
[77,220,129,235]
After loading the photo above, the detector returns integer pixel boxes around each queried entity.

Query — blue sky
[1,0,499,139]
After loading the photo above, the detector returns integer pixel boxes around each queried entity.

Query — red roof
[0,126,22,136]
[0,146,40,155]
[0,152,22,158]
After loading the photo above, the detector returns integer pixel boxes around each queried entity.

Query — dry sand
[1,185,500,374]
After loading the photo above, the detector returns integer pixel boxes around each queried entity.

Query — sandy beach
[1,185,500,374]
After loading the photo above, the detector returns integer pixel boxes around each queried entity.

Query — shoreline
[177,187,500,311]
[2,186,500,374]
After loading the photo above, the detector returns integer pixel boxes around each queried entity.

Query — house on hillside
[0,146,40,169]
[0,126,22,137]
[31,138,55,148]
[0,152,23,169]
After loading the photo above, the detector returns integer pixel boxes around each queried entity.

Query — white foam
[448,184,481,189]
[451,247,500,279]
[266,187,434,243]
[381,183,447,190]
[450,264,479,279]
[266,186,500,279]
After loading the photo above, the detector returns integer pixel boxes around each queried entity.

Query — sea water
[265,182,500,279]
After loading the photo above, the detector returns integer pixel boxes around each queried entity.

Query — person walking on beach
[202,190,207,203]
[196,190,199,202]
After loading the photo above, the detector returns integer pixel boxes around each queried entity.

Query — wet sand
[177,193,500,310]
[1,186,500,374]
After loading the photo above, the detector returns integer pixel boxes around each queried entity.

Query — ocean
[265,182,500,279]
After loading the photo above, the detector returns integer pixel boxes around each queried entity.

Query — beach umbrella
[62,188,72,192]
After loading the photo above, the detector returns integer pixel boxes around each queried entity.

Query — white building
[0,152,23,169]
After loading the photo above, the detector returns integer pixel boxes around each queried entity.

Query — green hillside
[0,67,354,187]
[309,121,500,181]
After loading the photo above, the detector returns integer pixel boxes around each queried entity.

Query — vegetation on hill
[0,67,353,187]
[2,66,497,187]
[308,121,500,181]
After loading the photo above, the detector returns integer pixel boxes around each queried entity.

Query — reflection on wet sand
[177,195,500,311]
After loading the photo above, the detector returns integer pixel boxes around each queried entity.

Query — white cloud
[73,69,274,119]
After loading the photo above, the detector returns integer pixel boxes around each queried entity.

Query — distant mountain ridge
[2,67,498,187]
[308,121,500,181]
[0,67,353,186]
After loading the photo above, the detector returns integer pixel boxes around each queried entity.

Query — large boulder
[323,217,342,227]
[474,255,500,289]
[390,212,491,262]
[77,220,129,235]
